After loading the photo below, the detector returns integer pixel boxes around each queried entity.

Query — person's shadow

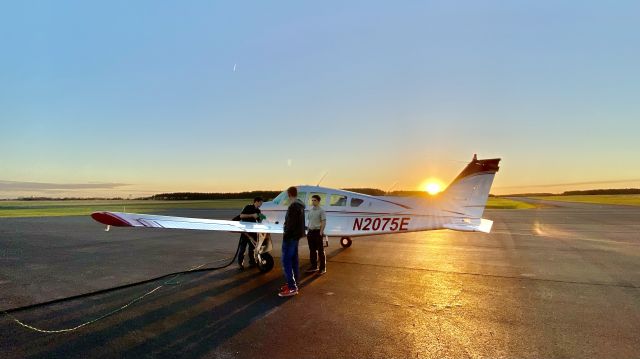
[19,246,349,359]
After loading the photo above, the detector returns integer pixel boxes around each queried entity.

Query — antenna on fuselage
[386,181,398,195]
[316,172,328,186]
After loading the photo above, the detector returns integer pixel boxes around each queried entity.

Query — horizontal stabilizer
[443,218,493,233]
[91,211,284,234]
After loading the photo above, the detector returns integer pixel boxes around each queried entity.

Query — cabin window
[297,192,308,204]
[350,198,364,207]
[330,194,347,207]
[308,192,327,206]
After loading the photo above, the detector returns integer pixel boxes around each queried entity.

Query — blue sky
[1,1,639,197]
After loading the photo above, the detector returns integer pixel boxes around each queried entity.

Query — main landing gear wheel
[340,237,352,248]
[257,252,274,273]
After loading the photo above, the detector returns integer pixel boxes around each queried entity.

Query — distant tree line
[342,188,386,196]
[501,193,555,197]
[144,191,281,201]
[146,188,435,200]
[11,187,639,201]
[343,188,432,197]
[146,189,389,200]
[503,188,640,197]
[387,190,432,197]
[17,196,126,201]
[561,188,640,195]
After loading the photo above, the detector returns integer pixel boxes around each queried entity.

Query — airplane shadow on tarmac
[22,249,345,359]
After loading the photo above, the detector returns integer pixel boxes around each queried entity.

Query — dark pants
[307,229,326,271]
[281,238,300,290]
[238,233,257,265]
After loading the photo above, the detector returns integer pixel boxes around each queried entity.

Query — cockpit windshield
[272,190,307,206]
[272,191,288,205]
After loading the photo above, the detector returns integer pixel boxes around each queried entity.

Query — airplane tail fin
[439,155,501,219]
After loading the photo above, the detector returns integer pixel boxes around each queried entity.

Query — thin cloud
[494,178,640,190]
[0,180,129,191]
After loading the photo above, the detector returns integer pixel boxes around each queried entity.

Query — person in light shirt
[305,194,327,275]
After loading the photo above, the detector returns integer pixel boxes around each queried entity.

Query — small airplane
[91,155,500,273]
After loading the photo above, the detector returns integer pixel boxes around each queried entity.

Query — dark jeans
[307,229,326,271]
[238,233,256,265]
[281,238,300,290]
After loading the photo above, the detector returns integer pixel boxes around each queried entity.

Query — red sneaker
[278,286,298,297]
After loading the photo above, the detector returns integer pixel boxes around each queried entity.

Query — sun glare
[423,181,443,195]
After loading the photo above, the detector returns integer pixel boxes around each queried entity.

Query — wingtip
[91,212,132,227]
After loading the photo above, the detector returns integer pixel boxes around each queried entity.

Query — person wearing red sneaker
[278,186,306,297]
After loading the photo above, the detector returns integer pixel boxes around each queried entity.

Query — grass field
[0,199,249,218]
[0,197,534,218]
[486,197,536,209]
[531,195,640,206]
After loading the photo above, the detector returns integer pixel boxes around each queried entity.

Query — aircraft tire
[257,252,274,273]
[340,237,352,248]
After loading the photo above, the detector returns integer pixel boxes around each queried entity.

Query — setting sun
[422,181,444,195]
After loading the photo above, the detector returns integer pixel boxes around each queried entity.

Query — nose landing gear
[253,233,275,273]
[256,252,274,273]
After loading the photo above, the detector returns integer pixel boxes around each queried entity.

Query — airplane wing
[91,211,284,234]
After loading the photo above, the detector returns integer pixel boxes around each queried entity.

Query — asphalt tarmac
[1,200,639,358]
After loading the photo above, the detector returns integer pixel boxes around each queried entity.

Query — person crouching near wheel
[238,196,263,269]
[279,186,305,297]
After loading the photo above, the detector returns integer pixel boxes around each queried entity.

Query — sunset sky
[1,1,639,198]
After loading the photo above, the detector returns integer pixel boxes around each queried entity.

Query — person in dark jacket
[278,186,306,297]
[237,197,263,269]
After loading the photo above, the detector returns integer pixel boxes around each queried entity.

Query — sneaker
[278,286,298,297]
[238,262,245,270]
[318,268,326,275]
[280,283,289,291]
[305,266,318,273]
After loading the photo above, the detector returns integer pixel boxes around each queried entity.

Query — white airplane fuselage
[260,156,501,238]
[260,186,437,237]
